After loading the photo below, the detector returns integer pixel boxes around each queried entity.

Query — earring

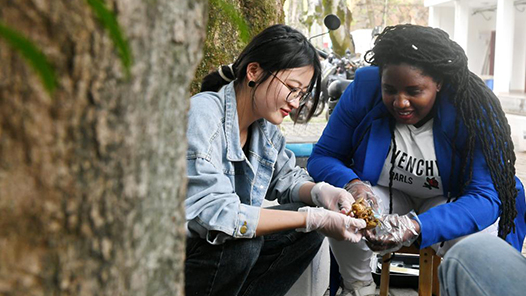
[248,81,256,88]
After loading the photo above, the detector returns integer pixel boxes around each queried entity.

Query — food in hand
[349,197,378,229]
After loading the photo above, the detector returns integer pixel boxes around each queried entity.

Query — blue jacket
[186,82,312,245]
[307,66,526,250]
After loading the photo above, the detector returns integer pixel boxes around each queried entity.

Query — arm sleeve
[266,129,313,204]
[418,146,502,248]
[307,73,365,187]
[186,156,261,244]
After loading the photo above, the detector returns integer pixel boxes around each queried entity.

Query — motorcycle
[290,14,341,123]
[325,76,352,120]
[320,51,361,121]
[325,50,368,120]
[291,14,360,123]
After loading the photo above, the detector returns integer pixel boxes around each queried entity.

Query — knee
[446,233,496,262]
[329,236,371,253]
[440,232,497,282]
[298,231,325,257]
[306,231,325,248]
[229,236,265,266]
[279,230,324,255]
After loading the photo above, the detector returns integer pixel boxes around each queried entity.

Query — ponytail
[201,64,236,92]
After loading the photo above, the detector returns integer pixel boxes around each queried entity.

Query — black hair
[200,24,322,123]
[365,24,517,239]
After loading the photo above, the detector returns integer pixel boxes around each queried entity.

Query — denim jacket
[186,82,313,245]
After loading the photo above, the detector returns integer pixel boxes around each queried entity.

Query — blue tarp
[286,143,314,157]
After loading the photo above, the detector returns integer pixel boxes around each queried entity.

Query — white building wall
[467,11,495,75]
[493,0,515,94]
[511,8,526,92]
[427,0,525,93]
[428,6,439,27]
[453,0,470,52]
[432,6,455,38]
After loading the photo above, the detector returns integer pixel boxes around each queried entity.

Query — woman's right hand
[310,182,355,213]
[344,180,380,212]
[297,207,366,242]
[364,212,421,255]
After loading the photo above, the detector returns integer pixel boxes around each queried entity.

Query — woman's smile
[381,63,442,125]
[394,109,414,120]
[280,108,291,117]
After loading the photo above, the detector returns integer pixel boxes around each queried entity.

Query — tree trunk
[287,0,354,56]
[285,0,307,33]
[0,0,207,295]
[190,0,285,94]
[323,0,355,56]
[348,0,428,30]
[364,0,376,28]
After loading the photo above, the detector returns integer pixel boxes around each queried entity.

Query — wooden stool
[379,245,441,296]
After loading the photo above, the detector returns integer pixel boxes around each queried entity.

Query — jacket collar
[223,82,246,162]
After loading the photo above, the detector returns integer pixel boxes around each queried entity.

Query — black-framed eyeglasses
[269,72,311,105]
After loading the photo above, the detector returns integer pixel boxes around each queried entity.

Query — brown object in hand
[350,197,378,229]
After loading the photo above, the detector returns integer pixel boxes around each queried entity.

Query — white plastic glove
[364,211,421,255]
[297,207,367,242]
[311,182,355,213]
[344,180,381,213]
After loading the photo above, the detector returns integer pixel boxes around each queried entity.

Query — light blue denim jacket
[186,82,313,244]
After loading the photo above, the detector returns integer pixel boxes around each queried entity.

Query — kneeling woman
[307,24,526,296]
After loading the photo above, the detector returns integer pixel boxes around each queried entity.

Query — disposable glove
[364,211,421,255]
[344,180,380,213]
[297,206,366,242]
[311,182,354,213]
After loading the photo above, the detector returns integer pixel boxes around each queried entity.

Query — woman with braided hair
[308,24,526,296]
[185,24,368,296]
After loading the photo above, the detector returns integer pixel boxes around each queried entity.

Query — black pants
[185,204,325,296]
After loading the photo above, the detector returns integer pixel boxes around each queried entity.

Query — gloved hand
[344,180,380,213]
[297,206,367,242]
[311,182,354,213]
[364,211,421,255]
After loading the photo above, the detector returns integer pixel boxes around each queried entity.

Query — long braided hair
[364,24,517,239]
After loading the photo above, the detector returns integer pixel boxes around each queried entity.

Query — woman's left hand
[364,212,421,254]
[311,182,355,213]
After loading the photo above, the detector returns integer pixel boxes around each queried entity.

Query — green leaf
[86,0,132,77]
[211,0,250,44]
[0,22,57,95]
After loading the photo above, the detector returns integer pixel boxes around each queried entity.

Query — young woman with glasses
[185,24,367,296]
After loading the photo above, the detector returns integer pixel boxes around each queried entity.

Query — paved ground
[280,117,328,144]
[281,111,526,296]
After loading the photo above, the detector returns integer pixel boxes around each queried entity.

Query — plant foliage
[86,0,133,77]
[0,21,57,94]
[210,0,250,43]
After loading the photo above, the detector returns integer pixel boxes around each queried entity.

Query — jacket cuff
[418,214,437,248]
[232,203,261,239]
[335,171,359,188]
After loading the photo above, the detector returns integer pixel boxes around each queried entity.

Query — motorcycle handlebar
[316,49,329,59]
